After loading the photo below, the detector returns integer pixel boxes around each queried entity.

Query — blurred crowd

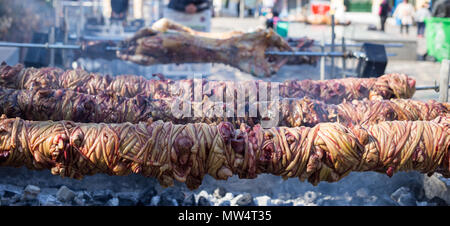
[378,0,449,37]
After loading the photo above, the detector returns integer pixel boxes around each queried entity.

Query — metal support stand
[440,59,449,103]
[78,0,84,42]
[320,37,325,80]
[330,14,336,78]
[342,37,346,78]
[49,27,56,67]
[239,0,245,18]
[159,0,164,19]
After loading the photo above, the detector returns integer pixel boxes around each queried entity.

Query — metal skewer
[0,41,398,57]
[0,42,121,51]
[287,40,404,48]
[416,85,450,91]
[0,42,81,50]
[265,51,397,58]
[105,46,122,51]
[265,51,347,57]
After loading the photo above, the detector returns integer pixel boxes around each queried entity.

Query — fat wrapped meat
[0,63,416,104]
[0,86,444,128]
[0,115,448,189]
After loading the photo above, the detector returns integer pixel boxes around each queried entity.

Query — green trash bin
[276,21,289,38]
[425,17,450,61]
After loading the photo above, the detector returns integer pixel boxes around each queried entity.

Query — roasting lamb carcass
[117,18,294,77]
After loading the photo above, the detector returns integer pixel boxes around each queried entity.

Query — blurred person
[261,0,275,16]
[164,0,212,32]
[245,0,258,17]
[415,3,431,38]
[378,0,391,32]
[168,0,211,14]
[393,0,415,34]
[272,0,284,16]
[110,0,129,20]
[334,2,350,25]
[237,0,241,16]
[256,0,263,17]
[265,11,280,29]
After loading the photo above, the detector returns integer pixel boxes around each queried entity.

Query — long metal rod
[265,51,346,57]
[265,50,396,58]
[8,40,403,50]
[288,41,405,48]
[78,0,84,42]
[105,46,122,51]
[0,42,398,58]
[49,27,56,67]
[342,37,346,78]
[439,60,449,102]
[321,43,404,48]
[320,37,325,80]
[330,14,336,78]
[81,35,128,42]
[415,85,450,91]
[0,42,81,50]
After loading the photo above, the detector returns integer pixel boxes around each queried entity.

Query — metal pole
[330,14,336,78]
[240,0,245,18]
[265,51,345,57]
[77,1,81,42]
[297,0,302,15]
[439,59,449,103]
[63,4,69,68]
[320,37,325,80]
[159,0,164,19]
[415,85,450,91]
[342,37,346,78]
[49,27,56,67]
[53,0,60,67]
[306,42,404,48]
[324,43,404,48]
[54,0,61,28]
[0,42,81,49]
[79,0,84,42]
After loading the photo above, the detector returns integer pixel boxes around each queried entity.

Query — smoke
[0,0,55,42]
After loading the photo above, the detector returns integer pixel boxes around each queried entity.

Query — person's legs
[406,24,409,34]
[266,19,273,29]
[380,16,387,31]
[417,22,421,35]
[418,22,426,36]
[417,22,422,36]
[400,24,404,33]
